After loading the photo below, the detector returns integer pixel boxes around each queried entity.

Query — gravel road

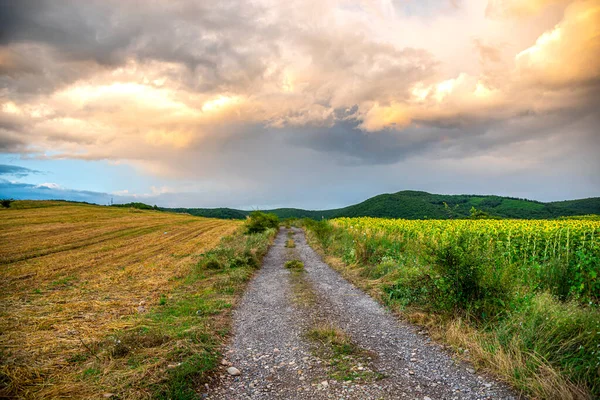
[206,228,518,399]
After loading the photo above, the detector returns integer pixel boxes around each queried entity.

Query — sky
[1,0,599,209]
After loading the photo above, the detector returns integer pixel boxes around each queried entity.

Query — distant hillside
[548,197,600,215]
[166,207,248,219]
[112,191,600,220]
[331,191,600,219]
[328,191,597,220]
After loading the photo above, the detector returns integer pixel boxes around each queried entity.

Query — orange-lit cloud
[515,0,600,85]
[0,0,598,182]
[486,0,570,18]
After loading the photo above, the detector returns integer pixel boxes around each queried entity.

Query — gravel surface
[206,228,518,399]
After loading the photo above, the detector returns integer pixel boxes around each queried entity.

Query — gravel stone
[206,228,518,399]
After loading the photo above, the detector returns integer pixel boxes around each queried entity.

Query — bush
[385,266,435,309]
[385,232,514,320]
[428,232,514,320]
[1,199,13,208]
[303,219,333,249]
[246,211,279,234]
[229,251,259,269]
[360,260,397,280]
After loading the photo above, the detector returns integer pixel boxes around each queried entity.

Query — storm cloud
[0,0,598,206]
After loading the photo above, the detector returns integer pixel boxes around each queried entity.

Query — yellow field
[0,201,243,398]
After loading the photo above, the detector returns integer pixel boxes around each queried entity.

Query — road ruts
[206,228,519,400]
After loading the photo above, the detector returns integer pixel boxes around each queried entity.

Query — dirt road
[207,228,517,399]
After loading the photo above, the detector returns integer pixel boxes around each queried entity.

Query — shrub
[385,266,434,309]
[428,232,514,320]
[360,260,397,280]
[202,257,223,270]
[246,211,279,234]
[228,251,258,269]
[303,219,333,249]
[1,199,13,208]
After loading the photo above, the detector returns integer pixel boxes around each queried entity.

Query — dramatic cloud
[0,164,40,177]
[0,0,598,206]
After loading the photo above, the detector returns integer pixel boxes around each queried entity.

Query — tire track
[207,228,518,399]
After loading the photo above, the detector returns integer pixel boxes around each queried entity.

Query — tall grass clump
[245,211,279,234]
[197,227,274,272]
[304,217,600,399]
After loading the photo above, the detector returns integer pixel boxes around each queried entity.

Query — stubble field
[0,201,269,399]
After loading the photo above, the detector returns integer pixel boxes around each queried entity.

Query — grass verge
[302,219,599,400]
[148,227,275,399]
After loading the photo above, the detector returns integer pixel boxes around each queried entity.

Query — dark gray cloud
[0,164,41,177]
[0,0,278,95]
[117,111,598,207]
[284,121,455,165]
[0,0,135,65]
[0,128,26,152]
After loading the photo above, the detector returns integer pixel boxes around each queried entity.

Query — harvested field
[0,201,249,399]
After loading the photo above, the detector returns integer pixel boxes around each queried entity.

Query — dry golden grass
[0,201,243,399]
[404,312,590,400]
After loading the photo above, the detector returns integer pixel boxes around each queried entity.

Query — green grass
[303,219,600,399]
[306,325,384,382]
[284,260,304,270]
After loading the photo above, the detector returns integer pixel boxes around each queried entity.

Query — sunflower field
[304,216,600,399]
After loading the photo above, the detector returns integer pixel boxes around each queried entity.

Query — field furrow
[0,202,266,399]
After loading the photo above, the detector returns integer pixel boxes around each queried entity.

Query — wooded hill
[154,190,600,220]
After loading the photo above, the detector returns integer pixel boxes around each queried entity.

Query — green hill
[165,207,248,219]
[114,191,600,220]
[549,197,600,215]
[327,191,599,219]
